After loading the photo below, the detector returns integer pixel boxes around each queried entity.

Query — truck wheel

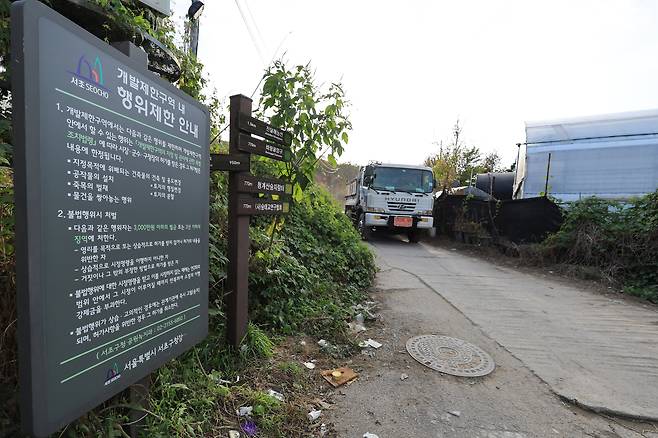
[408,229,420,243]
[358,212,372,241]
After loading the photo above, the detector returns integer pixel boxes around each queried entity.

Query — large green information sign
[11,1,209,435]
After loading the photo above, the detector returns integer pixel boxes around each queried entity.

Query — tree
[258,60,351,201]
[424,120,501,190]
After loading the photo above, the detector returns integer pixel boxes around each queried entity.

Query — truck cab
[345,162,435,242]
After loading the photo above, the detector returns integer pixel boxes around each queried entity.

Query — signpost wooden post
[226,95,252,347]
[212,94,291,347]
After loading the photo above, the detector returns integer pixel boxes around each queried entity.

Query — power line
[244,0,267,54]
[234,0,265,65]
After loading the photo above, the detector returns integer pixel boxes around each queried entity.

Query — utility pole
[187,0,205,56]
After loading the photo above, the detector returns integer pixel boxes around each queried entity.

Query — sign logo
[104,362,122,386]
[76,55,104,86]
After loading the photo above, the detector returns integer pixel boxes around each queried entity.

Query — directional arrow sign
[238,115,293,146]
[236,195,290,216]
[237,134,291,162]
[210,153,250,172]
[236,173,292,196]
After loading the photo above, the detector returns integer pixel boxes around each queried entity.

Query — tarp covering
[435,186,493,200]
[434,195,563,243]
[475,172,515,200]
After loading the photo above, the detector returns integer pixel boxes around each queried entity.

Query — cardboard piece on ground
[321,367,358,387]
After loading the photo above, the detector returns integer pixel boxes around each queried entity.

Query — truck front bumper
[364,213,434,229]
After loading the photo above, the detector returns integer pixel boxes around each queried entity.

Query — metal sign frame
[11,1,209,435]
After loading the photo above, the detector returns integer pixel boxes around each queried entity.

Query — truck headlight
[367,207,385,213]
[418,210,433,215]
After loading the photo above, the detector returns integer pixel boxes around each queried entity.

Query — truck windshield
[371,167,434,193]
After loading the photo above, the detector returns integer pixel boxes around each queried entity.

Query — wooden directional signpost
[211,94,292,347]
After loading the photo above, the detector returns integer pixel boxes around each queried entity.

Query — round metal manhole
[406,335,495,377]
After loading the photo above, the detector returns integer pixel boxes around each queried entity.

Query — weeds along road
[328,235,658,438]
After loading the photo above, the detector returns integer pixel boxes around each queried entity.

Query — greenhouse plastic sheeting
[515,109,658,202]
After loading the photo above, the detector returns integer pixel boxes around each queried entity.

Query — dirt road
[327,236,658,437]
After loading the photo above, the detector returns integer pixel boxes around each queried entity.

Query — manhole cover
[406,335,495,377]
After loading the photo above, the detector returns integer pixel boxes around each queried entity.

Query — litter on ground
[308,409,322,421]
[359,338,382,349]
[267,389,284,402]
[348,322,367,332]
[303,361,316,369]
[241,420,257,436]
[321,367,358,387]
[236,406,253,417]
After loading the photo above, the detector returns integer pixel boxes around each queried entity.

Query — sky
[170,0,658,168]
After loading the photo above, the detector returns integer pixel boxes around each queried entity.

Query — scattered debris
[308,409,322,421]
[365,338,382,348]
[361,349,376,358]
[359,338,382,349]
[320,423,328,436]
[317,339,329,348]
[447,410,461,417]
[314,399,333,410]
[228,431,240,438]
[209,372,239,385]
[355,313,365,324]
[353,301,378,317]
[363,433,380,438]
[303,361,316,369]
[348,322,367,332]
[240,420,257,436]
[300,340,307,346]
[400,373,409,381]
[237,406,253,417]
[321,367,358,387]
[267,389,284,402]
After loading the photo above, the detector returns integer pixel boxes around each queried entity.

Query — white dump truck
[345,162,435,242]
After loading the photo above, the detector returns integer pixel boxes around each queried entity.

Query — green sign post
[11,1,210,435]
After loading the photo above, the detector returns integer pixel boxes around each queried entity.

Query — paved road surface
[328,235,658,437]
[387,238,658,420]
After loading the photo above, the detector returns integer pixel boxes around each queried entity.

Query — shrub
[249,184,376,340]
[539,191,658,302]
